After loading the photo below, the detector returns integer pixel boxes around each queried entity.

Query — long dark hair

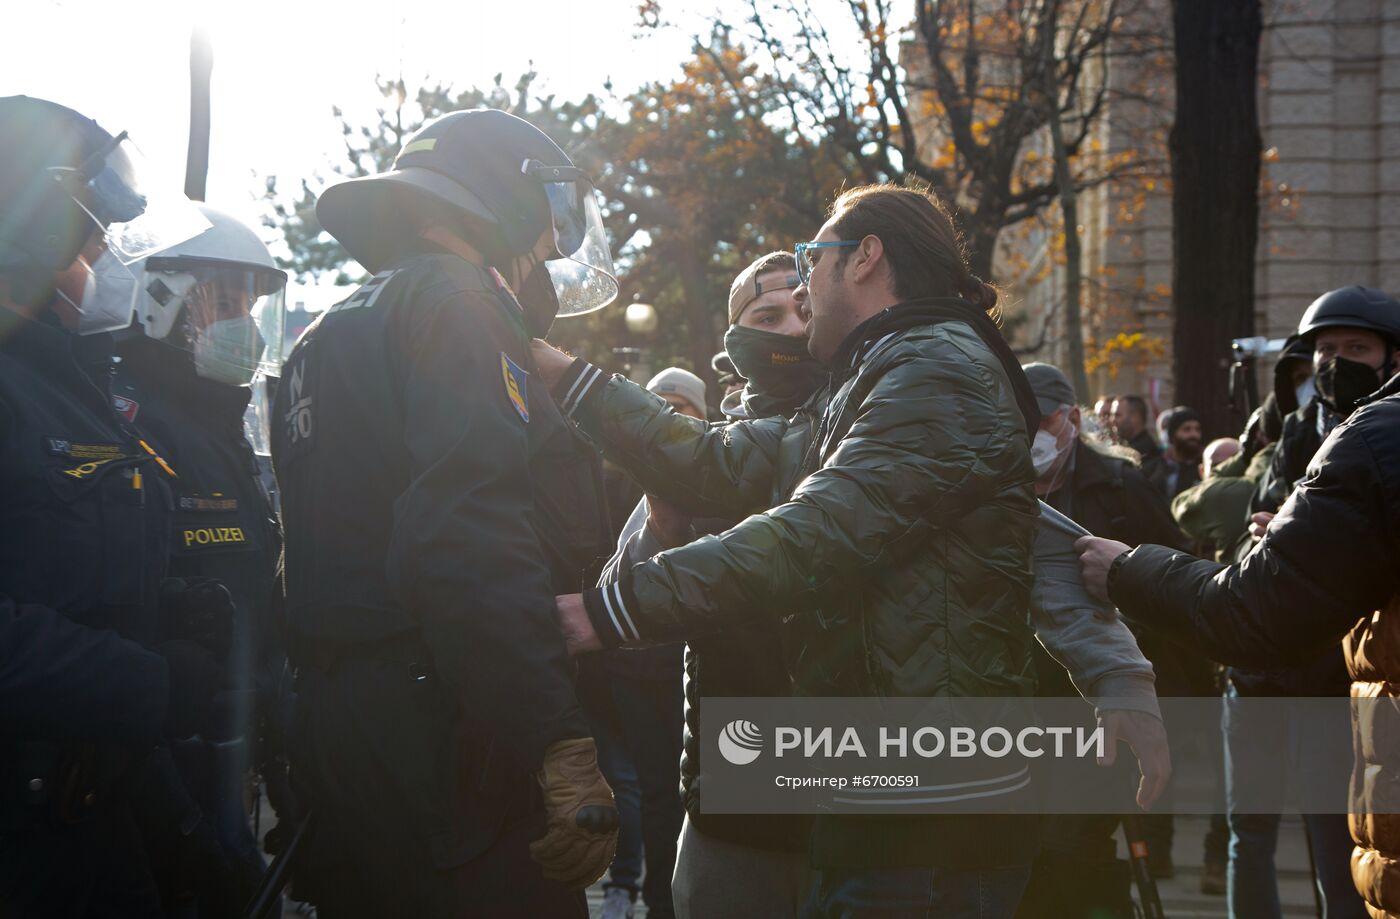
[829,184,998,317]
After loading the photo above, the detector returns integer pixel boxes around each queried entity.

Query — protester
[1092,394,1117,440]
[1017,364,1215,892]
[535,184,1046,915]
[1077,367,1400,919]
[1148,407,1205,500]
[1172,431,1264,563]
[1112,395,1163,481]
[582,367,703,919]
[598,261,1167,919]
[531,184,1174,918]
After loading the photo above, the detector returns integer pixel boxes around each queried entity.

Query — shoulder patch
[501,353,530,423]
[331,269,400,313]
[112,395,140,422]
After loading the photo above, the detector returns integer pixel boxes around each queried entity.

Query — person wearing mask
[1252,286,1400,520]
[1018,364,1209,896]
[584,366,705,919]
[1076,368,1400,919]
[106,204,289,914]
[610,253,823,919]
[1147,407,1204,500]
[0,95,246,917]
[599,257,1168,919]
[538,186,1166,917]
[1201,287,1400,919]
[271,109,620,918]
[1112,395,1162,482]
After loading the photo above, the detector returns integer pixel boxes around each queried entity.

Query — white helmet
[129,204,287,385]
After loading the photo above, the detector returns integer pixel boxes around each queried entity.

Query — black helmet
[317,110,560,268]
[0,96,132,278]
[1296,286,1400,346]
[0,96,209,318]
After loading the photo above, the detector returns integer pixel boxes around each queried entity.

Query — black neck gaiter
[723,324,828,418]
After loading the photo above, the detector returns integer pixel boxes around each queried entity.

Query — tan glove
[528,737,618,888]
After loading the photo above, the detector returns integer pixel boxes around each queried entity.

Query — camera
[1231,336,1289,360]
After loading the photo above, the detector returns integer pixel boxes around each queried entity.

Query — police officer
[107,204,290,915]
[0,96,239,916]
[272,109,620,918]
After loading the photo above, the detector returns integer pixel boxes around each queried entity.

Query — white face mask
[1031,429,1061,475]
[1032,419,1078,478]
[58,252,140,335]
[193,316,264,386]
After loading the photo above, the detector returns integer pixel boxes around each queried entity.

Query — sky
[4,0,705,309]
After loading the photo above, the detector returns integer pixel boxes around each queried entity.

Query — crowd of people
[2,94,1398,919]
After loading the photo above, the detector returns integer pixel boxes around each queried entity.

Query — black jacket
[1045,439,1187,552]
[0,314,171,741]
[1124,428,1163,485]
[272,252,604,774]
[1229,396,1349,696]
[1251,398,1323,517]
[0,312,175,915]
[1108,373,1400,673]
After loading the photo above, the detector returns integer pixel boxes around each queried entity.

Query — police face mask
[1314,355,1381,418]
[518,257,560,338]
[194,317,265,386]
[56,251,140,335]
[723,324,827,417]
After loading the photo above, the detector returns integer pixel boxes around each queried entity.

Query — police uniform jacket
[114,334,281,741]
[271,251,607,863]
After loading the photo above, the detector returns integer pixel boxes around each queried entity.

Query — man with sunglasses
[535,186,1155,917]
[271,110,621,918]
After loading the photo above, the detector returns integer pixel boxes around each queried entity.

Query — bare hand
[531,339,576,391]
[554,593,602,655]
[645,495,692,549]
[1075,536,1131,605]
[1097,709,1172,810]
[1248,511,1275,541]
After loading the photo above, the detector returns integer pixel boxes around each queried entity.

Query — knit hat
[646,367,707,417]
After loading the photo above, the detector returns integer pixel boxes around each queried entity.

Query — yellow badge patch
[501,353,530,423]
[182,526,247,548]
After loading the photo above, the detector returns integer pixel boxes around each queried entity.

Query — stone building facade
[917,0,1400,413]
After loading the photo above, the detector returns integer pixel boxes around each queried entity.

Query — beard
[1174,437,1203,461]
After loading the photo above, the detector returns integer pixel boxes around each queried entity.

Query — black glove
[157,639,221,739]
[159,577,235,661]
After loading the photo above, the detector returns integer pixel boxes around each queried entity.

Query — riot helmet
[316,108,617,321]
[111,204,287,385]
[0,96,209,331]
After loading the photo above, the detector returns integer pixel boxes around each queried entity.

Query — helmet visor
[141,257,287,383]
[61,133,210,265]
[540,177,618,316]
[243,372,276,457]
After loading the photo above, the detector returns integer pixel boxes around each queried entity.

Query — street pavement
[264,809,1326,917]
